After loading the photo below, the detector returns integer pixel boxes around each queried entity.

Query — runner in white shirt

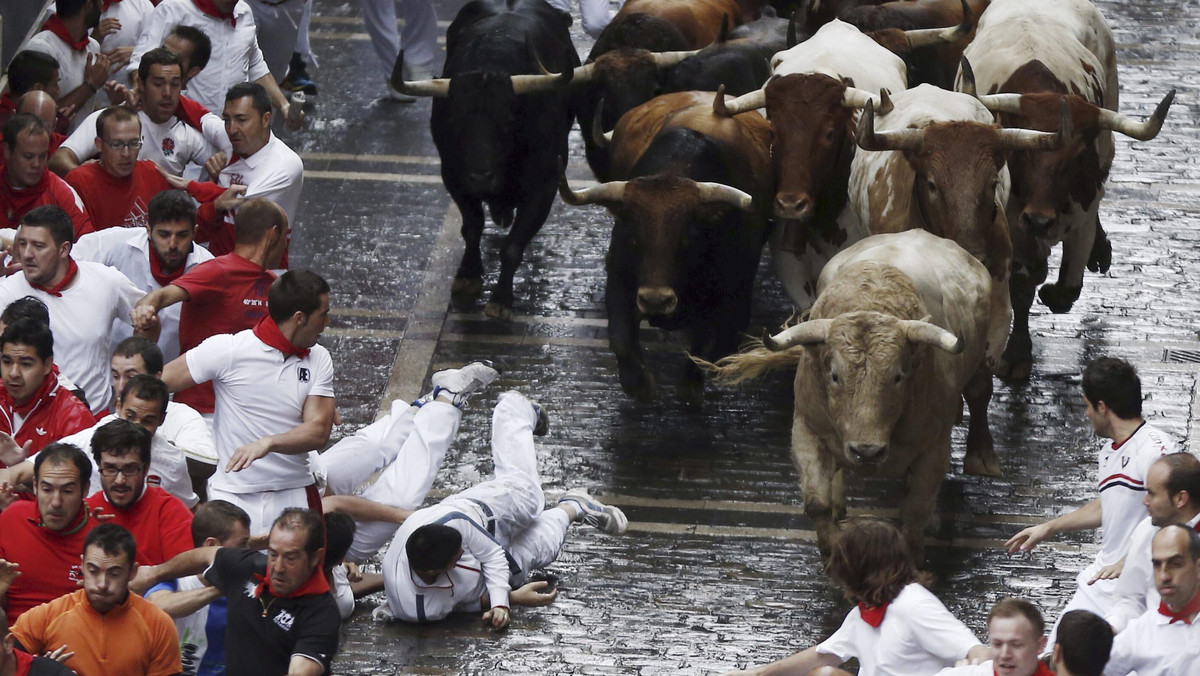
[96,0,155,66]
[1106,453,1200,632]
[1103,525,1200,676]
[0,206,148,414]
[73,190,214,362]
[1049,610,1115,676]
[1006,357,1175,643]
[720,518,990,676]
[935,599,1052,676]
[24,0,109,131]
[161,269,334,534]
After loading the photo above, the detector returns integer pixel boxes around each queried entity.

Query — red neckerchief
[13,648,34,676]
[175,95,211,132]
[30,258,78,297]
[148,245,188,286]
[42,14,89,52]
[192,0,236,26]
[858,602,888,628]
[999,663,1054,676]
[253,567,330,599]
[0,93,15,114]
[1,370,58,417]
[1158,588,1200,624]
[0,163,52,216]
[252,315,310,359]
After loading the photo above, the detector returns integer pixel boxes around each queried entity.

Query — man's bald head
[15,91,57,129]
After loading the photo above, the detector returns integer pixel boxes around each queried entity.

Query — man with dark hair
[1103,525,1200,675]
[1,52,62,126]
[935,599,1051,676]
[0,115,92,235]
[1007,357,1176,643]
[132,198,284,416]
[0,318,94,461]
[1107,452,1200,631]
[23,0,110,131]
[166,25,213,84]
[64,106,172,230]
[147,499,249,676]
[0,442,97,625]
[135,507,340,675]
[0,205,149,414]
[0,623,73,676]
[74,189,215,362]
[323,511,357,619]
[81,418,194,565]
[1054,611,1113,676]
[11,523,181,676]
[161,270,333,534]
[0,297,50,330]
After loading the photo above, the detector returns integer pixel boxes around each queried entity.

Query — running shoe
[558,489,628,535]
[428,360,499,407]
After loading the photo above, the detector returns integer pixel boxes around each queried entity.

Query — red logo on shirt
[147,474,162,487]
[162,138,176,156]
[68,564,83,583]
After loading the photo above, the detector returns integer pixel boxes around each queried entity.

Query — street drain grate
[1163,348,1200,364]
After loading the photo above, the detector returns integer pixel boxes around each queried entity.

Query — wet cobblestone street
[268,0,1200,671]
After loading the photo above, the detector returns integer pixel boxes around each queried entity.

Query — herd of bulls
[394,0,1175,561]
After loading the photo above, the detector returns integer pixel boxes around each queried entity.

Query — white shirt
[0,260,144,414]
[1094,424,1176,569]
[72,227,214,362]
[218,132,304,226]
[24,30,103,131]
[935,661,994,675]
[331,564,355,620]
[60,108,218,177]
[816,583,982,676]
[129,0,270,112]
[1106,512,1200,632]
[65,414,199,508]
[184,329,334,493]
[160,400,218,464]
[1103,605,1200,676]
[97,0,156,53]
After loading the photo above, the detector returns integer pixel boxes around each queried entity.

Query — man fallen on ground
[64,106,171,230]
[935,598,1051,676]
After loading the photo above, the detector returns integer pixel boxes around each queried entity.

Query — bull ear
[764,319,833,350]
[900,319,963,354]
[1097,88,1175,141]
[959,55,977,98]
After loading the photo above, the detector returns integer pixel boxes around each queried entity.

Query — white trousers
[544,0,619,38]
[1048,574,1118,646]
[246,0,308,82]
[208,484,312,536]
[358,0,439,78]
[294,0,317,65]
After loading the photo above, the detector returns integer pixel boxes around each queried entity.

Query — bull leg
[792,420,840,560]
[679,304,744,407]
[1087,215,1112,274]
[607,266,655,401]
[451,200,486,298]
[1039,213,1096,314]
[899,433,952,565]
[962,366,1001,477]
[484,185,556,321]
[997,262,1036,381]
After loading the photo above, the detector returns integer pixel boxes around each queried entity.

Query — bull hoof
[1038,283,1081,314]
[1088,235,1112,274]
[676,378,704,407]
[619,369,657,402]
[451,276,484,298]
[483,302,514,322]
[963,450,1002,477]
[996,336,1033,382]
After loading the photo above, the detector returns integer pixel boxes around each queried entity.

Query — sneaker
[428,360,499,407]
[285,53,318,95]
[528,397,550,437]
[558,489,628,535]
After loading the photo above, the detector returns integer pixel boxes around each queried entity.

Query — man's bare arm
[147,583,222,618]
[225,396,335,472]
[131,285,191,331]
[161,355,199,394]
[131,546,219,595]
[321,495,412,524]
[48,147,81,177]
[286,655,325,676]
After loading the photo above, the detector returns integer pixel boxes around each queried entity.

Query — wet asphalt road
[272,0,1200,672]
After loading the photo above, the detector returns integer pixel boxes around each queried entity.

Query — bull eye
[831,372,840,385]
[926,179,938,194]
[893,373,902,384]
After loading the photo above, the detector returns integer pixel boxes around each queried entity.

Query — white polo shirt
[60,108,218,177]
[184,329,333,494]
[1106,513,1200,632]
[0,260,144,414]
[816,583,982,676]
[98,0,156,53]
[1094,424,1175,570]
[65,414,199,508]
[218,132,304,226]
[934,661,994,675]
[129,0,270,112]
[160,400,218,464]
[1103,604,1200,676]
[73,227,214,362]
[24,30,103,131]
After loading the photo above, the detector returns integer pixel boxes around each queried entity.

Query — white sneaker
[428,361,499,407]
[558,489,628,535]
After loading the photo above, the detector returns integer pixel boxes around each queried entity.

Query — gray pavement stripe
[325,327,407,340]
[308,16,451,27]
[304,170,444,183]
[310,32,447,45]
[301,152,441,165]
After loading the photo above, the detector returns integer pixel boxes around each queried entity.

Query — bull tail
[690,339,804,386]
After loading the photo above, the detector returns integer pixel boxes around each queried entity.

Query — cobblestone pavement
[271,0,1200,672]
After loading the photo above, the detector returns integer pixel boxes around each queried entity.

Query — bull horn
[717,13,731,43]
[763,319,833,350]
[651,49,701,68]
[786,0,813,48]
[592,99,612,148]
[900,319,963,354]
[511,54,573,95]
[959,55,976,97]
[558,176,627,206]
[714,85,767,116]
[572,62,597,84]
[390,49,450,98]
[998,99,1073,151]
[1097,88,1175,141]
[976,92,1023,114]
[904,0,973,48]
[695,182,755,211]
[842,87,894,115]
[855,104,924,152]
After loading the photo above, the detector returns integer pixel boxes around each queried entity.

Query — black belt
[467,498,496,536]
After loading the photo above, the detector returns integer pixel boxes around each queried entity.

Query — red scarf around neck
[252,315,310,358]
[1000,663,1054,676]
[148,245,188,286]
[1,163,52,217]
[0,93,15,114]
[254,566,329,599]
[192,0,237,25]
[175,96,211,132]
[42,15,89,51]
[3,370,58,417]
[13,648,34,676]
[31,258,78,297]
[1158,588,1200,624]
[858,602,889,628]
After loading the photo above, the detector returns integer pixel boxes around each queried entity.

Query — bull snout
[1021,211,1057,238]
[636,287,678,316]
[846,442,887,464]
[466,169,500,192]
[774,193,813,221]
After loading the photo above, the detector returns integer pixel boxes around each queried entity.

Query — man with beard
[64,106,171,230]
[0,115,92,236]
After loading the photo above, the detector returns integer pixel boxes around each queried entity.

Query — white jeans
[207,484,313,536]
[246,0,308,82]
[358,0,439,78]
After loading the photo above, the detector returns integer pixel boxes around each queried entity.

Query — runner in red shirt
[0,50,63,131]
[84,419,193,566]
[0,115,92,238]
[0,443,97,626]
[65,106,171,230]
[6,93,68,156]
[132,199,286,414]
[0,319,95,463]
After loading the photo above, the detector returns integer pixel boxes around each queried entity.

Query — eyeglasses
[103,138,143,151]
[98,464,144,478]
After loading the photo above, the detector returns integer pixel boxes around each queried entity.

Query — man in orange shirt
[64,106,170,230]
[10,523,181,676]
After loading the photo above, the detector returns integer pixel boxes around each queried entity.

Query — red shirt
[85,486,194,566]
[64,160,171,231]
[172,253,274,412]
[0,372,96,462]
[0,164,94,238]
[0,500,95,626]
